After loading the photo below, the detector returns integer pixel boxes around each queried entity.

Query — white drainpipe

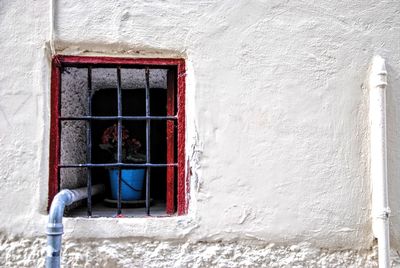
[369,55,390,268]
[49,0,55,55]
[45,185,104,268]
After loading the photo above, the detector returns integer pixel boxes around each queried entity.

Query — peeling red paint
[48,57,61,208]
[166,69,176,214]
[177,63,186,215]
[55,55,185,67]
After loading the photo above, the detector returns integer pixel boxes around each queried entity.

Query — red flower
[101,124,130,145]
[99,124,145,163]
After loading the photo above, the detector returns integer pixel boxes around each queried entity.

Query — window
[49,56,187,217]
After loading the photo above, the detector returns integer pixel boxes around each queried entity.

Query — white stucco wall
[1,0,400,266]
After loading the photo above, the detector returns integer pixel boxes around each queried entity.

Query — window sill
[61,214,197,240]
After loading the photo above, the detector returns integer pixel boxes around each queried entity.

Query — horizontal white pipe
[369,55,390,268]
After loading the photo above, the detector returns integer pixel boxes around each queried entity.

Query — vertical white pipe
[49,0,55,55]
[369,55,390,268]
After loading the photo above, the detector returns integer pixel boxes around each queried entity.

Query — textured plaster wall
[1,233,394,268]
[1,0,400,266]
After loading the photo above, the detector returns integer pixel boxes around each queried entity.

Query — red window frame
[49,55,187,215]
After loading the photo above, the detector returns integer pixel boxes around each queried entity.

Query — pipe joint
[46,223,64,236]
[375,207,391,220]
[369,56,388,89]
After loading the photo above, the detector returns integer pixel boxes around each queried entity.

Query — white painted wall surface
[1,0,400,266]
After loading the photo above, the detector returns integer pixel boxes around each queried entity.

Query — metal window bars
[58,65,178,217]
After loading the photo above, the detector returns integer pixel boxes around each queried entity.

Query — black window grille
[55,61,181,217]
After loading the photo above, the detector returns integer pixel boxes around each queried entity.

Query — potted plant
[100,124,146,201]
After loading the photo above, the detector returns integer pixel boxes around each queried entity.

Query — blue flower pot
[108,169,145,200]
